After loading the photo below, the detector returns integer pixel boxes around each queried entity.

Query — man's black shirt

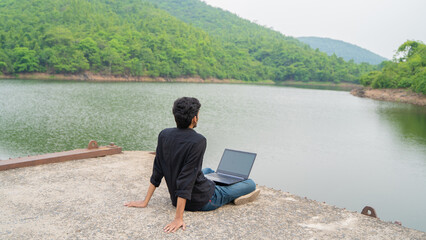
[150,128,215,211]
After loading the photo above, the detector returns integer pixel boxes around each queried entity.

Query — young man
[125,97,260,233]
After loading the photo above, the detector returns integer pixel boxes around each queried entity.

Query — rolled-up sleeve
[175,139,206,200]
[150,154,163,187]
[150,133,164,187]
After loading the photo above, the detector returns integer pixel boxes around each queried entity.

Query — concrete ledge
[0,151,424,239]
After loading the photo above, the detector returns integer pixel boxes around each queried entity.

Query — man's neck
[188,122,196,129]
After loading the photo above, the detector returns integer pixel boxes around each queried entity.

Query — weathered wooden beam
[0,141,122,171]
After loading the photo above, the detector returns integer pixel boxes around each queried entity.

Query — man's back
[150,128,215,211]
[125,97,259,233]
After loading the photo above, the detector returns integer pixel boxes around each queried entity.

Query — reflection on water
[0,79,425,232]
[377,103,426,148]
[276,82,355,91]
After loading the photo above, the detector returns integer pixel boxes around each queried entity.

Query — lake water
[1,79,425,232]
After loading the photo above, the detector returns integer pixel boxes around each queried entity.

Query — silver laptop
[205,149,257,185]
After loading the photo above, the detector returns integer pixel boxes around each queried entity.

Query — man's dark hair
[172,97,201,129]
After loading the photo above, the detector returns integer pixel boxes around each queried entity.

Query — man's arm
[163,197,187,233]
[125,183,156,208]
[164,139,205,233]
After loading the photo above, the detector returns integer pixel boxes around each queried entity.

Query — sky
[202,0,426,59]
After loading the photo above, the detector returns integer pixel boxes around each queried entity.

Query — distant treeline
[0,0,377,83]
[361,41,426,94]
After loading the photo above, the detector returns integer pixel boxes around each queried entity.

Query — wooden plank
[0,144,122,171]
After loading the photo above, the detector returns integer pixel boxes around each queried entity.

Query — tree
[43,27,74,47]
[395,40,420,62]
[12,47,38,72]
[51,46,89,73]
[78,37,101,68]
[101,46,123,75]
[0,49,12,74]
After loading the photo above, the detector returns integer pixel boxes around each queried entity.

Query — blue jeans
[199,168,256,211]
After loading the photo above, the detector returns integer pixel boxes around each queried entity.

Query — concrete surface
[1,151,425,239]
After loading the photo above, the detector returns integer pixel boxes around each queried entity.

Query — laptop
[204,149,257,185]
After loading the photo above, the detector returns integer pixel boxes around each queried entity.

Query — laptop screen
[217,149,256,179]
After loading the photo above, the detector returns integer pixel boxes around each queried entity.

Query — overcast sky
[202,0,426,59]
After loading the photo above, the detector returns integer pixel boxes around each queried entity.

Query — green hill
[298,37,387,65]
[0,0,377,83]
[146,0,377,83]
[0,0,263,80]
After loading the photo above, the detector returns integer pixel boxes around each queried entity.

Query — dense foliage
[297,37,387,65]
[0,0,256,79]
[360,41,426,94]
[0,0,377,83]
[146,0,377,83]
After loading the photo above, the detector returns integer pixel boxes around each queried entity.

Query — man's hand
[163,196,187,233]
[164,218,186,233]
[124,200,148,208]
[125,183,157,208]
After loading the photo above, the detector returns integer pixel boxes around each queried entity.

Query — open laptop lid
[216,149,257,179]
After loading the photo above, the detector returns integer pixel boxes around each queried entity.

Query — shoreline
[3,73,426,106]
[276,80,359,90]
[1,73,355,88]
[351,87,426,106]
[0,72,272,84]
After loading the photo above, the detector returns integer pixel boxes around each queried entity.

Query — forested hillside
[146,0,377,83]
[0,0,376,83]
[298,37,387,65]
[360,41,426,94]
[0,0,269,80]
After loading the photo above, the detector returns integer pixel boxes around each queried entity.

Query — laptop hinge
[218,172,245,180]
